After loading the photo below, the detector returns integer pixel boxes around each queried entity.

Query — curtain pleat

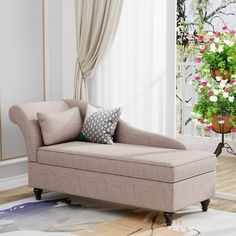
[74,0,123,101]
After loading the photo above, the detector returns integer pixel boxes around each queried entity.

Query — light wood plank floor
[0,156,236,212]
[216,156,236,195]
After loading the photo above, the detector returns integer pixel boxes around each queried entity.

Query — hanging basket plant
[191,26,236,134]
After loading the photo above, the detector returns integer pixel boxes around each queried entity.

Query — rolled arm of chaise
[9,101,69,161]
[114,120,187,150]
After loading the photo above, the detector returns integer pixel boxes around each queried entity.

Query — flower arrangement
[191,26,236,133]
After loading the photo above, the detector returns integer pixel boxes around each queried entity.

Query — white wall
[44,0,63,100]
[0,0,44,160]
[0,0,76,188]
[44,0,76,100]
[0,0,46,188]
[62,0,76,99]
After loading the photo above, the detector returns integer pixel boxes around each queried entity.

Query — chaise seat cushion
[37,141,216,183]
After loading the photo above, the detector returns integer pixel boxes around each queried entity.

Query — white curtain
[74,0,123,101]
[88,0,171,135]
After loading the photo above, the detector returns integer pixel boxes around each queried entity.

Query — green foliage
[191,29,236,131]
[177,0,189,47]
[196,30,236,75]
[191,0,210,34]
[192,78,236,129]
[176,0,236,62]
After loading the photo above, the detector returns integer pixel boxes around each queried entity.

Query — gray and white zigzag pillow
[81,105,122,144]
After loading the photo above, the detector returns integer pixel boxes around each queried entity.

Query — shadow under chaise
[9,99,216,226]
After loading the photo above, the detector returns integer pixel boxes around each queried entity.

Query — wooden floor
[1,156,236,212]
[216,156,236,194]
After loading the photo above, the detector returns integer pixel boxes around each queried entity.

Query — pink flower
[195,76,201,81]
[196,57,202,63]
[206,125,212,131]
[222,115,230,120]
[198,35,204,41]
[209,38,215,42]
[215,32,221,37]
[225,88,230,93]
[230,80,235,84]
[230,30,236,34]
[222,26,228,30]
[208,90,214,95]
[231,128,236,133]
[201,81,208,87]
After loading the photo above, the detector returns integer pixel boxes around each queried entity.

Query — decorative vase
[211,69,231,82]
[212,114,232,134]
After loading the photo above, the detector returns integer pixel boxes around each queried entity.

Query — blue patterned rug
[1,192,236,235]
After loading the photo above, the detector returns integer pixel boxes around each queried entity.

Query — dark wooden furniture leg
[34,188,43,200]
[201,199,210,212]
[164,212,174,226]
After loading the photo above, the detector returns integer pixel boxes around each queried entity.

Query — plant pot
[211,69,231,82]
[212,114,233,134]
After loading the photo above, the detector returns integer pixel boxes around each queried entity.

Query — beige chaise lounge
[9,99,216,226]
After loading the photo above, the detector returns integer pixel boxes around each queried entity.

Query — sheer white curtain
[88,0,171,135]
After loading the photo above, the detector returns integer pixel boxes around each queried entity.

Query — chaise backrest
[63,99,88,121]
[9,101,71,162]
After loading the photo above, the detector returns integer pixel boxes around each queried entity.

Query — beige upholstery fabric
[64,99,186,150]
[9,99,216,214]
[29,162,215,212]
[9,101,69,161]
[37,141,216,183]
[115,120,187,150]
[37,108,82,145]
[74,0,123,100]
[63,99,88,121]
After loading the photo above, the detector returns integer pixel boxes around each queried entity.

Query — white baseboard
[177,135,236,157]
[0,173,28,191]
[0,157,28,180]
[215,192,236,201]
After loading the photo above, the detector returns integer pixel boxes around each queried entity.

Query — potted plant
[196,27,236,79]
[191,26,236,134]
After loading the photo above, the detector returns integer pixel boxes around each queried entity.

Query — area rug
[0,192,236,236]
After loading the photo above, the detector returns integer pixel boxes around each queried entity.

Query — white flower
[219,80,227,89]
[199,45,205,50]
[207,32,214,37]
[219,120,225,124]
[224,39,234,46]
[210,43,216,52]
[228,56,233,62]
[215,76,222,81]
[213,89,220,95]
[215,38,220,43]
[218,45,224,53]
[196,113,201,118]
[229,96,235,102]
[231,74,236,79]
[223,92,229,98]
[210,96,218,102]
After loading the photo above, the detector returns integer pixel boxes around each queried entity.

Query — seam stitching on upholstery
[37,148,215,168]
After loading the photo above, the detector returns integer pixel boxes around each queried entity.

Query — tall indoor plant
[192,27,236,133]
